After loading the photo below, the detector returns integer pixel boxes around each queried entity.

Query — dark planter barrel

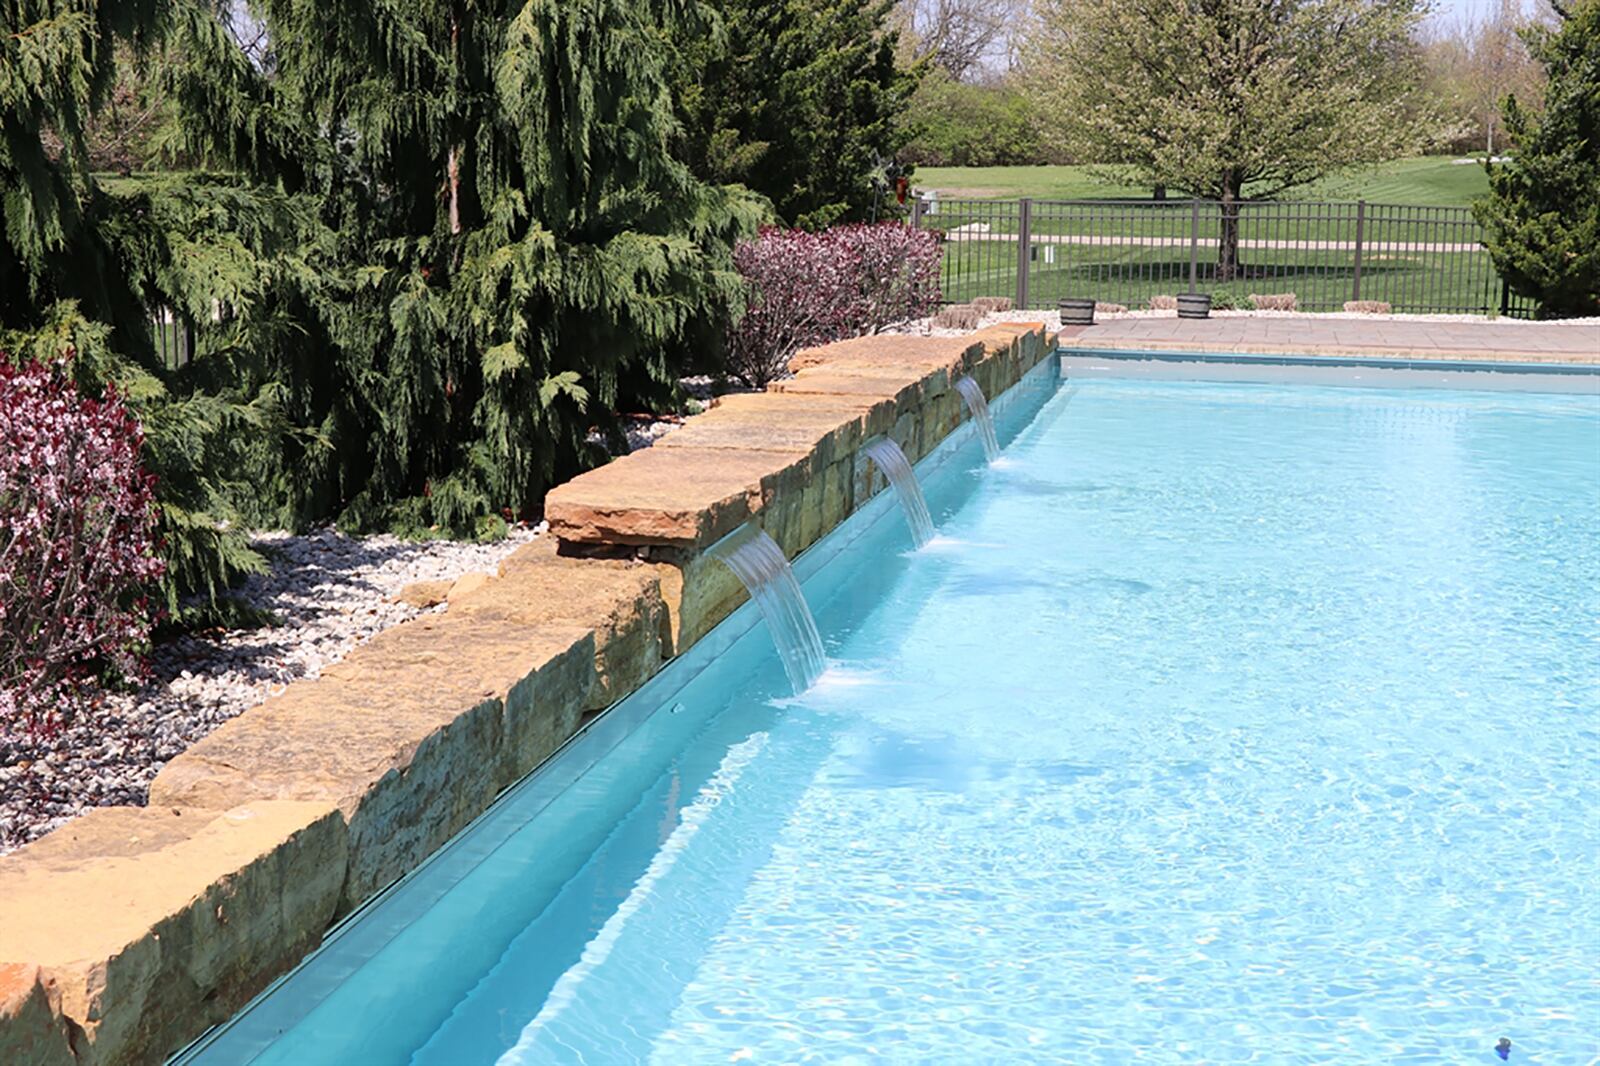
[1177,293,1212,319]
[1059,297,1095,325]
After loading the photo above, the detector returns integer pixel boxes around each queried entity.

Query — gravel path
[0,525,542,853]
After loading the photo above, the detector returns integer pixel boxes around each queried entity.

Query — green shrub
[1474,0,1600,317]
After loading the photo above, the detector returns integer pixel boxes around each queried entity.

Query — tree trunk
[1216,175,1242,282]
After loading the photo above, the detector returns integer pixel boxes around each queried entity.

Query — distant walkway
[1056,316,1600,364]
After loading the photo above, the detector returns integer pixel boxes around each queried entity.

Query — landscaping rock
[394,579,452,608]
[0,525,540,854]
[930,304,982,329]
[1148,295,1178,310]
[970,296,1013,313]
[1250,292,1298,311]
[1343,299,1393,314]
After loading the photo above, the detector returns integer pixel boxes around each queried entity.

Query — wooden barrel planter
[1176,293,1212,319]
[1058,297,1096,325]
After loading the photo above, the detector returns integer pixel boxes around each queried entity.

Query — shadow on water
[940,569,1155,600]
[828,731,1108,792]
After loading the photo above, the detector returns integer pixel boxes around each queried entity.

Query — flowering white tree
[1022,0,1430,278]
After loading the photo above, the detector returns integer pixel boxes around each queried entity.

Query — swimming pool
[189,361,1599,1064]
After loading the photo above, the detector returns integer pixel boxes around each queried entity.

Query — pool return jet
[862,437,935,548]
[954,375,1000,463]
[711,404,997,694]
[708,524,826,694]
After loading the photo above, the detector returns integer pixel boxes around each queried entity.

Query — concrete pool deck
[1055,316,1600,364]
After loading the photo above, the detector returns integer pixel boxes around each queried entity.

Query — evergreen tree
[247,0,765,534]
[668,0,918,229]
[0,0,321,620]
[1475,0,1600,317]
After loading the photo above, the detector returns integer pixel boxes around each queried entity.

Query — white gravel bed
[0,524,542,853]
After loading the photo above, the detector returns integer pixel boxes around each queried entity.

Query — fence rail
[910,197,1535,318]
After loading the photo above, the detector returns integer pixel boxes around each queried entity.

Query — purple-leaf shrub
[725,223,943,388]
[0,357,164,738]
[832,222,943,336]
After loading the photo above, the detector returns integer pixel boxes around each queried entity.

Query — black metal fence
[911,197,1535,318]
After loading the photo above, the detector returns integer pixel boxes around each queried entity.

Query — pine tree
[1474,0,1600,317]
[237,0,765,535]
[0,0,320,620]
[667,0,918,229]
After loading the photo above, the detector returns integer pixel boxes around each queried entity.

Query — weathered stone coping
[0,323,1052,1066]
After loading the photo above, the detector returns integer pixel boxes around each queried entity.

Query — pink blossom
[0,358,164,738]
[726,223,943,387]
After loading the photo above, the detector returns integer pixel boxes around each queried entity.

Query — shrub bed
[0,358,164,737]
[726,223,942,387]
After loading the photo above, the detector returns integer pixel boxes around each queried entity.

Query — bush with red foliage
[0,357,164,737]
[725,222,943,387]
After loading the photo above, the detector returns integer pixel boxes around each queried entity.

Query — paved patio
[1056,316,1599,364]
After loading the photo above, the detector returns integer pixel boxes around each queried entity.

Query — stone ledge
[459,537,672,709]
[545,444,816,549]
[549,323,1052,649]
[0,802,346,1066]
[149,613,594,907]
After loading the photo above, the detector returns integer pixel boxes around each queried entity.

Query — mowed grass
[915,156,1494,207]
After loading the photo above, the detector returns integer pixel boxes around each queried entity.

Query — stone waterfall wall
[0,323,1053,1066]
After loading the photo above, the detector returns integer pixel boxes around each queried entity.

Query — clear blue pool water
[206,367,1599,1064]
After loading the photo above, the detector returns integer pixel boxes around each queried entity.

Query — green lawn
[914,156,1494,207]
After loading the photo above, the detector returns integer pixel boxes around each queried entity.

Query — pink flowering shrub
[726,223,942,387]
[834,222,943,336]
[0,357,164,737]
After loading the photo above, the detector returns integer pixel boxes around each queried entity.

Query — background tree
[0,0,321,621]
[1022,0,1429,279]
[243,0,764,535]
[668,0,918,229]
[1419,0,1545,154]
[898,0,1027,80]
[1475,0,1599,316]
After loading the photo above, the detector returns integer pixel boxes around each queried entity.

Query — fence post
[910,196,924,230]
[1351,200,1366,303]
[1188,199,1200,295]
[1015,198,1032,309]
[1499,278,1511,318]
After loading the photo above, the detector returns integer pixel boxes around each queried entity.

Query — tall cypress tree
[667,0,918,229]
[249,0,765,534]
[0,0,321,619]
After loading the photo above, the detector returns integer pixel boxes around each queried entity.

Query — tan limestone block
[454,537,672,709]
[0,802,346,1066]
[0,964,72,1066]
[149,613,594,906]
[657,392,893,467]
[545,446,813,549]
[789,332,983,377]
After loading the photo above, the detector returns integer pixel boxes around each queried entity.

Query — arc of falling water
[708,524,825,695]
[954,375,1000,463]
[862,438,935,549]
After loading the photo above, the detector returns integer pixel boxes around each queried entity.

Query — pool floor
[225,374,1599,1064]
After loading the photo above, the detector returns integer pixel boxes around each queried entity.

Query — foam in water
[954,375,1000,462]
[708,524,825,695]
[862,438,935,548]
